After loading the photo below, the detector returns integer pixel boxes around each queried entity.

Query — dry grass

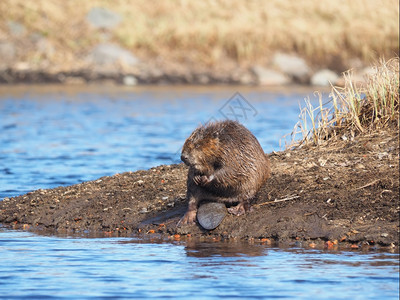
[289,57,399,147]
[0,0,398,70]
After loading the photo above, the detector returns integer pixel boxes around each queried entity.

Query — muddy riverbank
[1,128,398,249]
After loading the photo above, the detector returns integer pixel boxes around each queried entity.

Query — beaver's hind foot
[227,201,252,216]
[177,210,197,226]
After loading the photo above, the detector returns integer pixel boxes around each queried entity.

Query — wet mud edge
[0,129,398,249]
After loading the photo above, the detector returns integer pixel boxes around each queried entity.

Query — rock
[272,52,311,83]
[122,75,138,86]
[347,57,365,69]
[336,67,377,87]
[86,43,139,67]
[86,7,122,29]
[7,21,26,37]
[196,73,210,84]
[197,202,226,230]
[311,69,339,86]
[239,72,255,85]
[0,41,16,63]
[252,66,290,86]
[14,62,30,71]
[360,66,377,77]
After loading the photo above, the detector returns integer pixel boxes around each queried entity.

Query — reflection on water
[0,229,399,299]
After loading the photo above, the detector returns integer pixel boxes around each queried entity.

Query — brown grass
[0,0,398,70]
[289,57,399,147]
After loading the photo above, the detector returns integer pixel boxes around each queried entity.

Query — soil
[0,129,398,250]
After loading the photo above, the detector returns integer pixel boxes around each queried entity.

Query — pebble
[7,21,26,37]
[378,152,389,160]
[123,75,138,86]
[272,52,311,83]
[139,207,148,214]
[86,7,122,29]
[251,66,290,86]
[311,69,339,86]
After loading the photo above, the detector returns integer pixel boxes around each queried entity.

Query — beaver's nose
[181,153,189,164]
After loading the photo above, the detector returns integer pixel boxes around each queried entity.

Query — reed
[290,57,399,147]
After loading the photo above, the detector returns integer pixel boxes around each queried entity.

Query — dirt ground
[0,129,398,250]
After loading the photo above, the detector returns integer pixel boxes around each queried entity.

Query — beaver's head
[181,124,221,174]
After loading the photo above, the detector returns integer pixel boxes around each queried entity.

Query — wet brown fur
[178,120,271,226]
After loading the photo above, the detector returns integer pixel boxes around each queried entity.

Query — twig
[256,195,300,207]
[354,179,379,190]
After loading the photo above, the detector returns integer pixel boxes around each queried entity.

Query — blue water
[0,230,398,300]
[0,85,399,299]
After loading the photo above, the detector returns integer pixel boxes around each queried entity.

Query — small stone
[252,66,290,86]
[7,21,26,37]
[14,62,30,71]
[139,207,148,214]
[197,202,226,230]
[318,158,327,166]
[311,69,339,86]
[355,163,365,169]
[380,233,389,238]
[196,74,210,84]
[378,152,389,160]
[86,7,122,29]
[123,75,138,86]
[272,52,311,83]
[239,72,255,85]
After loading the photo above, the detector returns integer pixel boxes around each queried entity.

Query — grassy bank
[291,57,399,147]
[0,0,398,71]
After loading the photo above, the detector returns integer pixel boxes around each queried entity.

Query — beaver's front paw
[193,175,209,186]
[193,174,214,186]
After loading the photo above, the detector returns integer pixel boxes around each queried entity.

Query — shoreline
[1,128,398,250]
[0,61,373,87]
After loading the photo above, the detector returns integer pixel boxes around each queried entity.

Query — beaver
[178,120,270,226]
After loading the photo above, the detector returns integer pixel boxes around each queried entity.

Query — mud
[0,129,398,248]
